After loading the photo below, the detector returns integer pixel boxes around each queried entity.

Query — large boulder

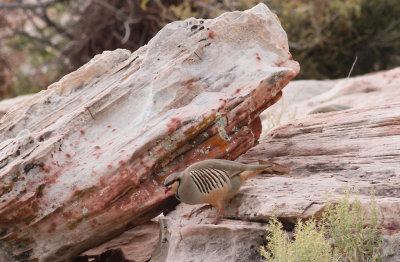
[0,3,298,261]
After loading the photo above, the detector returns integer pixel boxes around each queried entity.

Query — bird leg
[213,207,224,225]
[188,204,213,218]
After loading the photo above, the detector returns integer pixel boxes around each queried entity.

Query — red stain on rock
[112,129,116,132]
[94,146,101,150]
[42,163,51,173]
[63,211,72,219]
[249,116,262,141]
[90,219,98,227]
[80,130,85,135]
[99,176,106,187]
[47,222,57,233]
[107,125,111,128]
[208,31,216,39]
[183,78,197,90]
[234,88,241,95]
[256,53,261,62]
[65,153,71,158]
[45,169,62,184]
[167,117,182,133]
[119,168,130,177]
[92,152,102,159]
[118,160,125,165]
[107,164,112,169]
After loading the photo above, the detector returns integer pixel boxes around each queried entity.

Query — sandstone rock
[81,221,159,262]
[240,103,400,225]
[152,218,266,262]
[261,67,400,131]
[0,94,33,118]
[156,71,400,261]
[0,3,298,261]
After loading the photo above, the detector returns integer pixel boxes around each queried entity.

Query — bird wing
[188,167,231,194]
[186,167,235,207]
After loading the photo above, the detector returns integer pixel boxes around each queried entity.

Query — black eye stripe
[165,177,180,187]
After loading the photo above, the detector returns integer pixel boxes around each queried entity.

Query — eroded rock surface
[261,67,400,131]
[156,69,400,261]
[0,3,298,261]
[0,94,33,119]
[82,221,159,262]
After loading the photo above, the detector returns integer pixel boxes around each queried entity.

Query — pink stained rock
[82,221,160,262]
[0,3,298,261]
[156,103,400,262]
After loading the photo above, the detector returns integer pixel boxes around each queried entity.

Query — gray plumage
[164,159,290,224]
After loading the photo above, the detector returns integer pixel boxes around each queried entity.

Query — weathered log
[0,4,298,261]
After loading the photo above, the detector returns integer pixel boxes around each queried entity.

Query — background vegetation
[0,0,399,99]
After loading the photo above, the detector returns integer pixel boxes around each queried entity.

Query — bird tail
[257,160,291,174]
[239,160,290,181]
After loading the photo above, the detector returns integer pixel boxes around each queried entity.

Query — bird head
[163,172,181,194]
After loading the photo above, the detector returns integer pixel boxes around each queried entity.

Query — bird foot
[187,204,213,219]
[213,207,224,225]
[213,217,221,225]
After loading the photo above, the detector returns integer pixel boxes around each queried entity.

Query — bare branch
[19,31,61,49]
[36,6,73,39]
[347,56,358,78]
[0,0,64,9]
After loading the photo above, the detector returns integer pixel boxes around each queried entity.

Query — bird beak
[164,187,171,194]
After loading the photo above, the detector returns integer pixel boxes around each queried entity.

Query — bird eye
[164,177,180,187]
[164,180,174,187]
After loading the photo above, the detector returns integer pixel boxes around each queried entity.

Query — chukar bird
[164,159,290,224]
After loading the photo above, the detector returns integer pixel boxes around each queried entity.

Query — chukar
[164,159,290,224]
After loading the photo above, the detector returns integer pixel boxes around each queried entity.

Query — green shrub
[2,0,399,97]
[267,0,400,79]
[261,191,385,261]
[323,191,383,261]
[261,217,335,262]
